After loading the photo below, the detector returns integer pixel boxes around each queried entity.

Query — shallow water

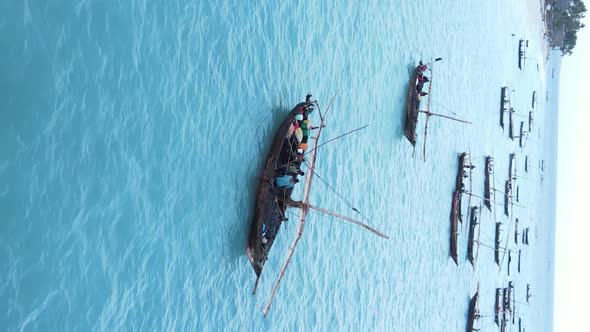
[1,1,557,331]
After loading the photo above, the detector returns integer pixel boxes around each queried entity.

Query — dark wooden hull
[495,222,502,265]
[467,206,479,266]
[495,288,501,326]
[514,218,519,244]
[500,87,507,128]
[509,153,516,180]
[507,250,512,275]
[504,180,511,216]
[466,291,479,332]
[484,156,493,211]
[508,108,515,140]
[450,190,460,265]
[247,101,312,279]
[519,121,524,147]
[532,91,536,108]
[518,39,524,70]
[404,66,422,146]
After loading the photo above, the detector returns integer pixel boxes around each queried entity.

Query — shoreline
[525,0,551,65]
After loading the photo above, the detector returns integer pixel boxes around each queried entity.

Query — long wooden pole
[418,111,472,124]
[304,204,389,239]
[263,93,335,317]
[422,61,434,162]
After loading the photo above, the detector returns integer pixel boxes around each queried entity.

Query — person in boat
[418,75,429,83]
[418,60,428,72]
[261,224,269,245]
[276,174,299,188]
[288,162,304,177]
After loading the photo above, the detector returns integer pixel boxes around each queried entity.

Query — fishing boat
[518,39,524,70]
[508,108,515,139]
[515,218,519,244]
[247,95,389,315]
[484,156,494,211]
[403,64,424,146]
[525,155,529,173]
[467,206,480,266]
[519,121,525,148]
[247,99,314,282]
[523,227,530,245]
[466,285,480,332]
[507,281,514,313]
[450,190,461,265]
[509,153,516,180]
[529,110,534,132]
[502,287,508,326]
[518,249,522,273]
[495,222,502,265]
[508,250,512,275]
[504,179,512,217]
[532,91,537,108]
[403,59,471,160]
[500,87,508,128]
[495,288,501,326]
[526,284,531,303]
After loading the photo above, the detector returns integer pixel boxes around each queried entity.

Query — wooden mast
[422,59,434,162]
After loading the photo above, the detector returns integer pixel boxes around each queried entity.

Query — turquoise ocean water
[1,1,558,331]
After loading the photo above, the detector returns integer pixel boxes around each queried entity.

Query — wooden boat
[248,95,389,315]
[404,59,470,160]
[502,287,508,326]
[519,121,525,147]
[467,206,480,266]
[515,218,519,244]
[450,189,461,265]
[518,249,522,272]
[495,222,502,265]
[508,108,515,139]
[525,155,529,173]
[509,153,516,180]
[495,288,501,326]
[466,285,480,332]
[404,64,423,146]
[518,39,524,70]
[500,87,508,128]
[247,100,314,281]
[508,250,512,275]
[504,180,511,216]
[526,284,531,302]
[532,91,536,108]
[484,156,494,211]
[507,281,514,313]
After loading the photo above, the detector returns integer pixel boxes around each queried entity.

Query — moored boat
[404,63,429,146]
[495,222,502,265]
[466,285,480,332]
[467,206,480,266]
[247,97,316,283]
[484,156,494,210]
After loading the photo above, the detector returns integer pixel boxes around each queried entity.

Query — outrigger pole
[262,92,388,317]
